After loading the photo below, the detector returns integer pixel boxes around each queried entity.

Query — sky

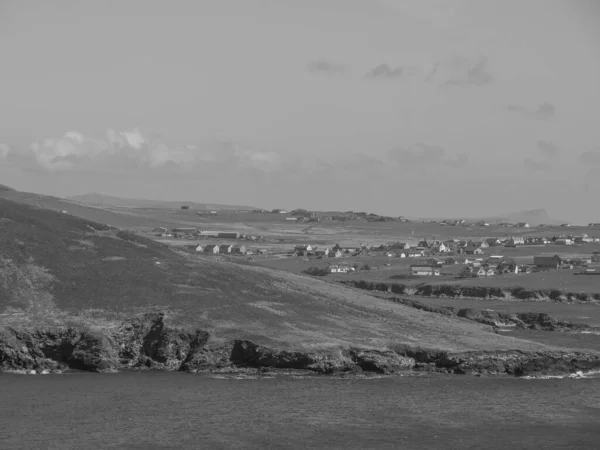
[1,0,600,222]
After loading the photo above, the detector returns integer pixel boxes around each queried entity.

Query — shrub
[302,266,330,277]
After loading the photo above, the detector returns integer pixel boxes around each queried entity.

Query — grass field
[2,194,567,356]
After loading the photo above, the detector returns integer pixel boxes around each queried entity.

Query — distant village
[155,223,600,277]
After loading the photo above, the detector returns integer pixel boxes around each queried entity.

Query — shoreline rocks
[2,312,600,378]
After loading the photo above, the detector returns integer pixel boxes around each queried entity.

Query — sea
[1,371,600,450]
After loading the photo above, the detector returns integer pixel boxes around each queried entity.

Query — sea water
[1,371,600,449]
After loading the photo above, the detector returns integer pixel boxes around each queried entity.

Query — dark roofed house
[533,254,562,269]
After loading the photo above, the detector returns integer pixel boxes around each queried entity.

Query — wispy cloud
[307,60,347,75]
[444,154,469,168]
[1,129,302,174]
[580,147,600,165]
[427,55,493,87]
[364,64,404,79]
[523,158,550,172]
[387,143,467,169]
[508,103,555,120]
[537,140,559,158]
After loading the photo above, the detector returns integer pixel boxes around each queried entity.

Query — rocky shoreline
[340,280,600,304]
[363,294,594,333]
[2,312,600,378]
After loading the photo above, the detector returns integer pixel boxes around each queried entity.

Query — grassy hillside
[0,195,562,356]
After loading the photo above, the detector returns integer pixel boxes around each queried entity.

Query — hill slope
[1,194,599,376]
[68,192,255,211]
[485,209,565,226]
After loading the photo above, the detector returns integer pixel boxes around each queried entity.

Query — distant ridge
[68,193,256,211]
[483,209,565,226]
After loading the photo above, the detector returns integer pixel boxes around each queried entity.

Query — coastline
[2,312,600,379]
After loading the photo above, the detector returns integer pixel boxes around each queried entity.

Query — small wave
[522,370,600,380]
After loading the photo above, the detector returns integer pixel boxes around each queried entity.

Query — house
[486,268,496,276]
[330,264,355,274]
[285,217,298,221]
[485,238,502,247]
[474,266,487,277]
[392,242,410,250]
[195,244,204,252]
[462,244,484,255]
[515,222,530,228]
[204,244,219,254]
[477,241,489,249]
[417,239,430,248]
[219,244,233,254]
[444,257,458,265]
[426,258,443,267]
[294,245,314,252]
[432,242,451,253]
[534,255,562,269]
[408,251,424,258]
[258,249,269,255]
[410,265,441,276]
[230,244,247,254]
[555,238,573,246]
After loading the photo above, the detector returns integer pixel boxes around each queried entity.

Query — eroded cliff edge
[2,312,599,377]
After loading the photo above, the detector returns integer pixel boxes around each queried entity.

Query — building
[195,244,204,252]
[230,244,247,254]
[217,232,240,239]
[204,244,219,254]
[410,265,441,276]
[555,238,574,245]
[285,217,298,221]
[462,245,484,255]
[533,255,562,269]
[515,222,530,228]
[218,244,233,253]
[199,231,220,237]
[330,264,355,274]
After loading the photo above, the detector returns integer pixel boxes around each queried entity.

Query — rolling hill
[1,187,599,376]
[483,209,565,226]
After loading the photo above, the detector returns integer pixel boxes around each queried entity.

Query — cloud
[5,129,300,174]
[537,140,559,158]
[0,143,11,159]
[580,148,600,165]
[428,55,493,87]
[364,64,404,79]
[523,158,550,172]
[307,60,346,75]
[387,143,467,169]
[507,103,555,120]
[444,154,469,168]
[583,168,600,194]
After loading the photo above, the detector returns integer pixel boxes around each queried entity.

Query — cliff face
[2,312,600,377]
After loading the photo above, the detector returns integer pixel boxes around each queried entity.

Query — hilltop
[484,209,565,226]
[68,192,255,211]
[1,188,600,376]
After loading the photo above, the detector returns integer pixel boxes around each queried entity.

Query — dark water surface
[2,372,600,449]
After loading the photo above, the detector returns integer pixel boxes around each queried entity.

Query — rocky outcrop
[2,311,600,377]
[354,294,591,332]
[341,280,600,304]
